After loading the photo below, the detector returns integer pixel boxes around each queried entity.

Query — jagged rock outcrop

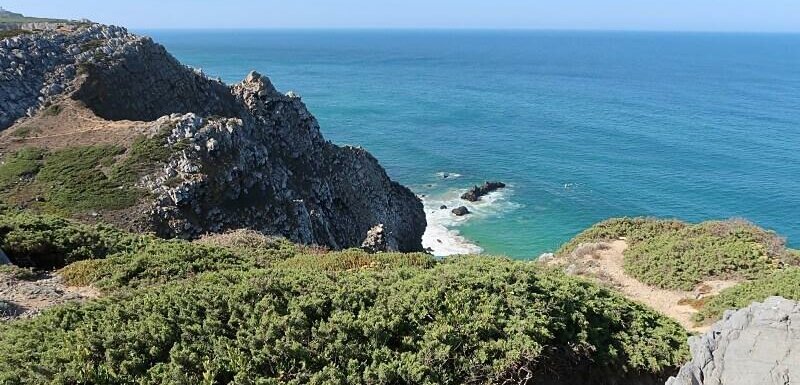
[361,224,397,253]
[666,296,799,385]
[0,25,426,251]
[461,181,506,202]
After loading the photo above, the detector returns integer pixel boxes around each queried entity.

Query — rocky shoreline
[0,24,426,251]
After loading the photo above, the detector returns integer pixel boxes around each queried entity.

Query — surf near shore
[419,176,520,256]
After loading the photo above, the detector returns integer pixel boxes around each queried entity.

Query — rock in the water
[452,206,470,216]
[461,181,506,202]
[666,296,800,385]
[439,205,448,210]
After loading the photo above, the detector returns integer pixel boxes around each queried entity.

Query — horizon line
[129,26,800,35]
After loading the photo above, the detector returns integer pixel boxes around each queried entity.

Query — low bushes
[0,138,175,215]
[695,268,800,323]
[0,212,690,384]
[0,259,688,385]
[0,210,150,269]
[558,218,796,291]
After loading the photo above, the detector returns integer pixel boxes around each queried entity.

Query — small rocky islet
[0,14,798,385]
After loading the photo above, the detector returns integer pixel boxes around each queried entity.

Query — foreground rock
[361,224,395,253]
[666,296,799,385]
[0,25,426,251]
[461,181,506,202]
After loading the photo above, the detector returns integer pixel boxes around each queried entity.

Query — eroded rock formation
[0,25,426,251]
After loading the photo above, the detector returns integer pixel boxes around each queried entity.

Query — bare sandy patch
[544,240,738,333]
[0,97,149,153]
[0,271,100,320]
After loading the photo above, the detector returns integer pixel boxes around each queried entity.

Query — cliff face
[0,25,426,251]
[666,296,799,385]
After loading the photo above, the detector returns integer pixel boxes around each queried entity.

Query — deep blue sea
[142,29,800,258]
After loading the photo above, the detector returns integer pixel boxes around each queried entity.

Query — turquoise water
[143,30,800,258]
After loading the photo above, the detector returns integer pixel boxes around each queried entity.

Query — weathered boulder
[666,296,800,385]
[461,181,506,202]
[361,224,398,253]
[452,206,470,216]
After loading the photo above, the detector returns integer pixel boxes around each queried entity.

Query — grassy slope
[0,14,69,24]
[557,217,798,291]
[0,132,173,216]
[557,217,800,322]
[696,267,800,322]
[0,211,689,384]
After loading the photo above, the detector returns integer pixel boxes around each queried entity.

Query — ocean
[142,29,800,258]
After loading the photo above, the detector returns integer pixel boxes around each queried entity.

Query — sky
[3,0,800,32]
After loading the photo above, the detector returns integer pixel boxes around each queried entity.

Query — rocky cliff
[666,296,799,385]
[0,25,426,251]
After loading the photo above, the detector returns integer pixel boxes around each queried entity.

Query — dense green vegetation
[695,267,800,322]
[0,147,43,190]
[0,134,175,215]
[557,217,798,291]
[0,209,151,268]
[0,212,690,384]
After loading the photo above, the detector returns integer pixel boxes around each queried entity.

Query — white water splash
[421,187,520,257]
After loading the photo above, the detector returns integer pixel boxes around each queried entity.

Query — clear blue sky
[4,0,800,32]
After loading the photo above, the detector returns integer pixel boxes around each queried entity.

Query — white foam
[421,187,520,257]
[435,171,462,180]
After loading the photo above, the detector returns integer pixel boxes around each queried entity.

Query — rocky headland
[0,24,425,251]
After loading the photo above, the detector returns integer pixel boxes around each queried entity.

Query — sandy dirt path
[549,240,738,333]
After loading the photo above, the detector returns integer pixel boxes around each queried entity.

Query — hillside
[548,217,800,329]
[0,210,689,384]
[0,24,425,251]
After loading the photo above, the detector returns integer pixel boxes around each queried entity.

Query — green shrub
[0,148,44,190]
[0,264,37,280]
[110,132,173,183]
[62,241,263,290]
[695,268,800,323]
[556,217,686,256]
[558,218,795,291]
[0,257,688,385]
[0,138,175,215]
[0,29,29,39]
[42,104,62,117]
[278,248,436,271]
[0,210,150,269]
[79,38,106,52]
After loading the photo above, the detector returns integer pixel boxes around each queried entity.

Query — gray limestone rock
[666,296,800,385]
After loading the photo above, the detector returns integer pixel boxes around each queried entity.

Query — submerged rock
[461,181,506,202]
[666,296,800,385]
